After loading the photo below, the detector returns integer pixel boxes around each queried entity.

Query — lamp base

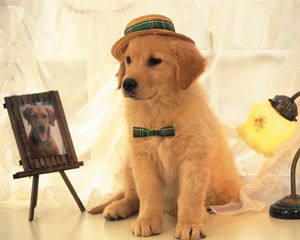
[269,195,300,219]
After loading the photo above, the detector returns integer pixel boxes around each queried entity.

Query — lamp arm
[290,90,300,196]
[291,146,300,196]
[291,91,300,102]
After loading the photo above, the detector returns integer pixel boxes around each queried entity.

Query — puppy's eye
[126,56,131,64]
[148,57,162,66]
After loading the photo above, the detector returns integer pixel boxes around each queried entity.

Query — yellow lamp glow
[238,101,297,157]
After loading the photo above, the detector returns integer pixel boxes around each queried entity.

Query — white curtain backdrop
[0,0,300,215]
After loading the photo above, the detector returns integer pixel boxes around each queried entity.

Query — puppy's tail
[88,192,125,214]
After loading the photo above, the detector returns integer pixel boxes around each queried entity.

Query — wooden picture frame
[3,91,85,220]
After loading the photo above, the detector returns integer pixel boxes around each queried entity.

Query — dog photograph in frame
[20,102,66,158]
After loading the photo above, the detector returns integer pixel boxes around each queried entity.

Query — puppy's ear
[175,43,206,90]
[22,107,32,125]
[47,108,56,126]
[116,62,125,89]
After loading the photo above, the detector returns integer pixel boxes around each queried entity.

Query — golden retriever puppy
[90,34,242,239]
[22,105,59,157]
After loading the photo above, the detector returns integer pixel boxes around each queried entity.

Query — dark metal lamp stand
[269,91,300,219]
[269,147,300,219]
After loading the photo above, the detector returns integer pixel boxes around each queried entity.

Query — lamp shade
[237,101,297,156]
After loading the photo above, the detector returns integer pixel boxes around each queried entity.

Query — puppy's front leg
[175,156,209,240]
[131,151,164,237]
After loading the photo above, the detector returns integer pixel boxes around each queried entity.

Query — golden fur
[90,35,242,240]
[22,105,59,157]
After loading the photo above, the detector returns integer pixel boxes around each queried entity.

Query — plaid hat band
[133,126,175,138]
[124,19,175,35]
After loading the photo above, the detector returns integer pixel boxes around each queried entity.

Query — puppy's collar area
[133,126,175,138]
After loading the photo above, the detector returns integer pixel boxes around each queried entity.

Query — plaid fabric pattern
[133,126,175,138]
[125,19,175,35]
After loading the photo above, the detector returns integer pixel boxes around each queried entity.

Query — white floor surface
[0,207,299,240]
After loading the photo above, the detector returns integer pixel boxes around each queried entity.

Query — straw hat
[111,14,195,61]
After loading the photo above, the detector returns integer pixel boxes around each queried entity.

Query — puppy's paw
[131,218,161,237]
[103,201,133,221]
[88,204,106,215]
[175,222,206,240]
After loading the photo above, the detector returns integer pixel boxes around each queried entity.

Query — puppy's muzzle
[123,78,138,94]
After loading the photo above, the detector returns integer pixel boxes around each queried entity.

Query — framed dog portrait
[4,91,83,179]
[20,102,66,158]
[4,91,85,221]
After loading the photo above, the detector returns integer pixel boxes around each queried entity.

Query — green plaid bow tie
[133,126,175,138]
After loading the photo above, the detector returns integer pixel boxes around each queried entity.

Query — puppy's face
[22,106,56,142]
[117,34,206,101]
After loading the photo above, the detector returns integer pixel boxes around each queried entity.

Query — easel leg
[59,171,85,212]
[29,175,39,221]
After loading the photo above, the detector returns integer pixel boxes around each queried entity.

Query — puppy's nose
[123,78,137,92]
[38,125,45,132]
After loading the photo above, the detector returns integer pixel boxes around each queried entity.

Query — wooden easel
[4,91,85,221]
[13,162,85,221]
[27,171,85,221]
